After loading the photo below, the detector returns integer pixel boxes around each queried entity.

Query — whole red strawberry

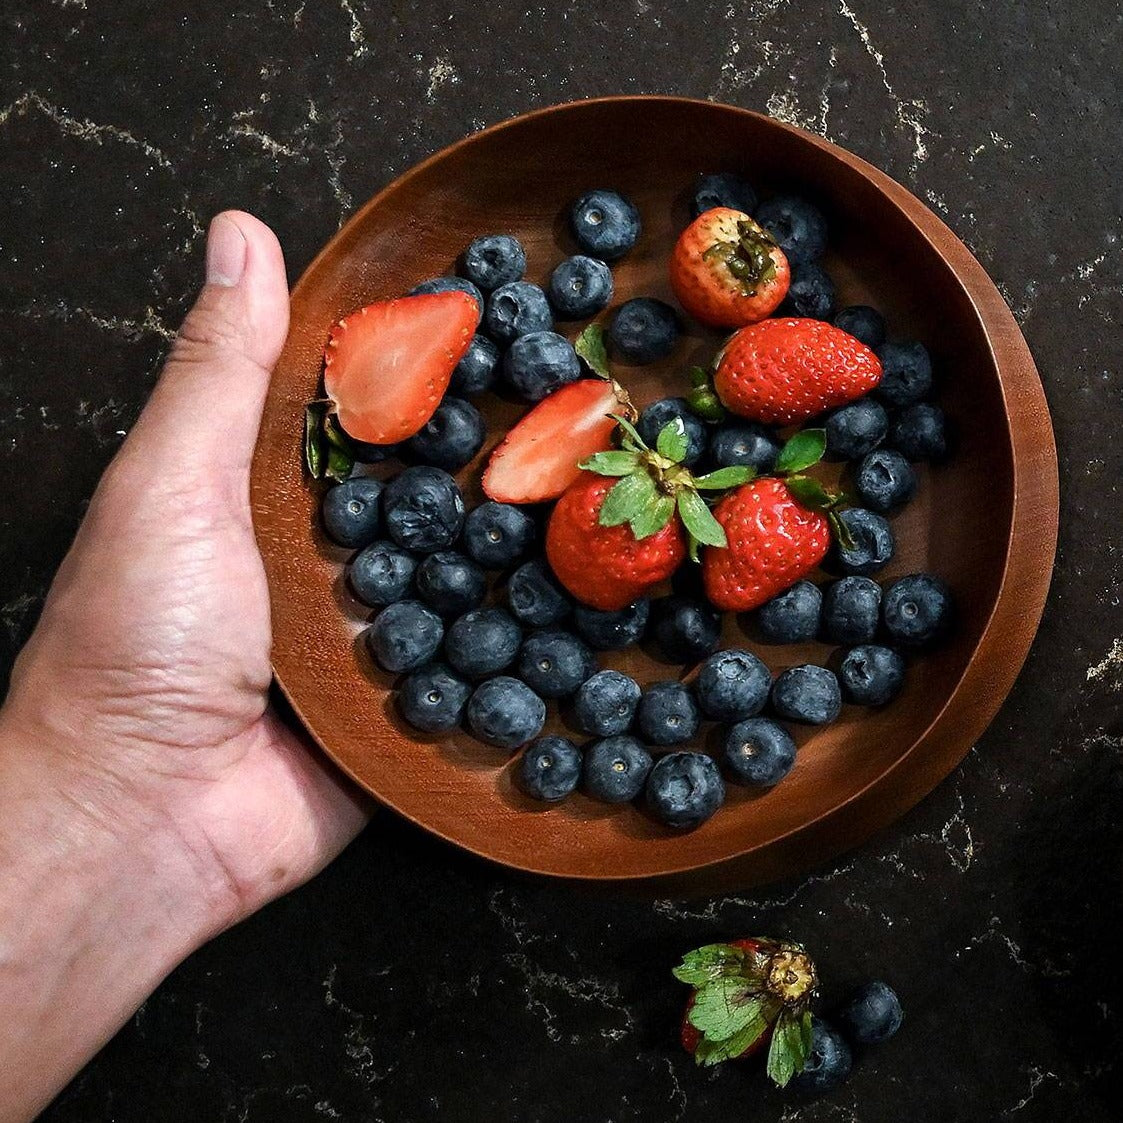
[715,317,882,425]
[703,477,832,612]
[547,472,686,611]
[673,937,819,1085]
[545,414,752,611]
[670,207,790,328]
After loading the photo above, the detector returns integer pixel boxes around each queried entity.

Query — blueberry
[882,574,953,647]
[349,540,417,607]
[708,422,781,473]
[771,664,841,725]
[840,644,905,705]
[636,681,701,746]
[758,581,822,644]
[755,195,828,265]
[466,676,546,750]
[397,662,472,733]
[889,403,947,461]
[569,189,641,262]
[449,335,500,397]
[821,577,882,644]
[722,717,796,786]
[548,255,614,319]
[404,397,486,471]
[382,467,465,553]
[321,477,384,549]
[645,752,725,829]
[415,550,487,616]
[583,736,653,803]
[781,262,836,319]
[517,736,582,801]
[503,331,581,401]
[792,1018,852,1092]
[366,600,444,673]
[833,305,886,350]
[574,599,650,650]
[650,596,722,663]
[516,630,596,698]
[636,398,706,466]
[834,508,894,576]
[836,980,904,1044]
[409,276,483,324]
[824,398,888,461]
[484,281,553,344]
[608,298,679,364]
[691,171,758,217]
[460,234,526,292]
[507,559,571,627]
[573,670,641,736]
[873,341,933,407]
[463,501,536,570]
[854,448,917,512]
[694,649,771,721]
[444,607,523,679]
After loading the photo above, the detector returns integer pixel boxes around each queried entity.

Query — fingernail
[205,214,247,287]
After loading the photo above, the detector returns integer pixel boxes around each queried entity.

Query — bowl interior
[252,98,1015,884]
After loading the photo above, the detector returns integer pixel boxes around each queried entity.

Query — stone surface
[2,1,1121,1120]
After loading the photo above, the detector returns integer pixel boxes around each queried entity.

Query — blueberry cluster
[407,191,681,412]
[793,980,905,1091]
[319,173,955,834]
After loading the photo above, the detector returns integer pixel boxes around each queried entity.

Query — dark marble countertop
[2,1,1121,1120]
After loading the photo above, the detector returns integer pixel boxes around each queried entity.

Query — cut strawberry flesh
[324,291,476,445]
[483,378,623,503]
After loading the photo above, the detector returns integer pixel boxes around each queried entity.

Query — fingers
[122,211,291,480]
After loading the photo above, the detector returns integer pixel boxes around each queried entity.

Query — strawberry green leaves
[672,943,754,987]
[678,488,727,559]
[656,417,690,463]
[774,428,826,474]
[694,466,755,490]
[305,402,357,483]
[580,450,642,477]
[575,323,611,378]
[687,365,726,422]
[599,471,658,527]
[673,938,819,1087]
[689,978,774,1046]
[766,1008,814,1088]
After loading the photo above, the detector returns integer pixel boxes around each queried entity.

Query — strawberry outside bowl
[250,96,1058,893]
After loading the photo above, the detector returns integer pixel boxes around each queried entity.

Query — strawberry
[673,937,819,1085]
[483,378,630,504]
[703,478,831,612]
[546,472,687,611]
[669,206,790,329]
[545,415,754,611]
[699,429,844,612]
[323,291,476,445]
[714,316,882,426]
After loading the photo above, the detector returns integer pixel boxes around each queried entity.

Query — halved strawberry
[483,378,629,503]
[324,291,476,445]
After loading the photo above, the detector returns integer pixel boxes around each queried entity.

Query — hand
[0,213,369,1122]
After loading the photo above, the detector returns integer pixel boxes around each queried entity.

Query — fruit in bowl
[301,171,958,837]
[252,98,1056,885]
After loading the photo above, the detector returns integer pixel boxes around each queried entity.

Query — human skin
[0,212,370,1123]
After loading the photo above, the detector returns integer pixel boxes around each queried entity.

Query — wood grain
[250,97,1059,892]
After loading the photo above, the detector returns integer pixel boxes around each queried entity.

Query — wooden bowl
[251,96,1057,892]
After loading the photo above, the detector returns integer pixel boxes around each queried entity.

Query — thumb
[124,211,290,477]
